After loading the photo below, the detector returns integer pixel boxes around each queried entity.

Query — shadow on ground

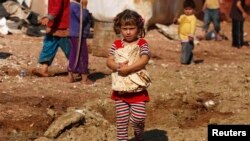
[88,72,108,81]
[0,52,12,59]
[52,71,107,83]
[129,129,168,141]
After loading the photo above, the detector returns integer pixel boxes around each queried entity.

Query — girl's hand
[118,61,128,68]
[117,61,129,76]
[39,17,49,26]
[243,12,248,19]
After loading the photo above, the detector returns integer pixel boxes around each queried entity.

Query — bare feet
[31,68,49,77]
[81,74,94,85]
[81,78,94,85]
[67,72,75,83]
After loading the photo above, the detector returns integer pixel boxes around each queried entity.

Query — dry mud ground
[0,21,250,141]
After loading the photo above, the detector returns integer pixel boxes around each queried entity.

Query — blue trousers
[203,8,220,33]
[181,41,194,64]
[38,35,71,66]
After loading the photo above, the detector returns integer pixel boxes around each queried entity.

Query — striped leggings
[115,100,146,141]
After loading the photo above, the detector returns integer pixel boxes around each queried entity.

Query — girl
[230,0,248,48]
[68,0,93,84]
[106,9,151,141]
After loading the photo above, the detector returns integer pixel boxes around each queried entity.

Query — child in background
[200,0,222,41]
[106,9,150,141]
[175,0,197,65]
[32,0,71,77]
[230,0,248,48]
[68,0,93,84]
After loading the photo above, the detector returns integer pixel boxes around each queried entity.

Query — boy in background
[175,0,197,65]
[200,0,223,41]
[32,0,71,77]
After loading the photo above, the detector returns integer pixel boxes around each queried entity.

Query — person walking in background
[67,0,93,84]
[32,0,71,77]
[199,0,223,41]
[106,9,151,141]
[230,0,248,48]
[174,0,197,65]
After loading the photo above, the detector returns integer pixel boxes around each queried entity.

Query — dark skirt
[68,37,89,74]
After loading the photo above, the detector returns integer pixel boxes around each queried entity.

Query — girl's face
[184,7,194,16]
[120,24,139,42]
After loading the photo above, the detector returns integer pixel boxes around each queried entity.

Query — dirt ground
[0,20,250,141]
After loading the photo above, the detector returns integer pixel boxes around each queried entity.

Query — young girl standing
[68,0,93,84]
[106,9,151,141]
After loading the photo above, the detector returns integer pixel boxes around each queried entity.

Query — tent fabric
[0,17,9,35]
[0,3,9,18]
[87,0,204,27]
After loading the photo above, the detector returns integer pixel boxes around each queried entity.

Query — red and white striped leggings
[115,100,146,141]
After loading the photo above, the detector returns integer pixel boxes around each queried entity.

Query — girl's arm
[106,55,118,72]
[236,0,248,19]
[188,16,197,40]
[117,54,150,76]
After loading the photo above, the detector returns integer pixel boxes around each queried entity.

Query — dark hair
[113,9,145,38]
[183,0,196,9]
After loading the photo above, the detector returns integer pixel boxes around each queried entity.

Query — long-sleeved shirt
[47,0,70,29]
[178,14,197,41]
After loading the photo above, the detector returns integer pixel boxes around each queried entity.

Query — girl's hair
[113,9,145,38]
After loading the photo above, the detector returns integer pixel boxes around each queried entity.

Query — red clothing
[110,38,150,103]
[111,90,150,103]
[48,0,70,29]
